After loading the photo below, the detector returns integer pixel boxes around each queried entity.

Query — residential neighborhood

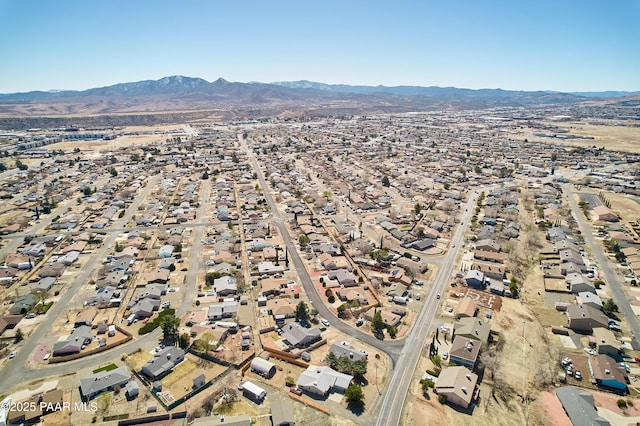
[0,103,638,426]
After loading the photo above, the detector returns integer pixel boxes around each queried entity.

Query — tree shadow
[347,401,365,416]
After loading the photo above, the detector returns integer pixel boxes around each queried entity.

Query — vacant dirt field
[509,121,640,154]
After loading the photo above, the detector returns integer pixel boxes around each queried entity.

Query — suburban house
[434,366,479,409]
[141,347,185,380]
[475,239,500,253]
[52,325,93,356]
[465,270,486,290]
[327,269,357,287]
[329,341,368,362]
[567,304,608,333]
[554,386,611,426]
[588,354,628,393]
[566,273,595,294]
[270,398,295,426]
[213,276,237,296]
[281,322,322,349]
[453,317,491,343]
[261,278,288,297]
[455,298,478,320]
[9,294,38,315]
[449,336,481,371]
[577,292,603,310]
[0,314,23,336]
[592,327,621,356]
[207,300,238,321]
[130,298,158,319]
[592,205,619,222]
[80,366,131,400]
[296,365,353,397]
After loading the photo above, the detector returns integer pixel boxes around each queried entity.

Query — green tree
[114,242,124,253]
[160,314,180,343]
[14,328,24,342]
[337,303,348,319]
[345,384,365,411]
[295,301,309,323]
[431,354,442,368]
[205,271,223,287]
[194,332,217,353]
[509,277,519,298]
[603,299,619,318]
[299,235,311,246]
[381,176,390,187]
[178,333,191,349]
[324,351,338,369]
[387,325,397,338]
[371,249,389,262]
[371,310,386,334]
[109,167,118,177]
[174,242,182,253]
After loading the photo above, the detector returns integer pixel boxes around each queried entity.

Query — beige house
[592,205,619,222]
[434,366,478,408]
[593,327,620,355]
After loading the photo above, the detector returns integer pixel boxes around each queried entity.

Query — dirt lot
[510,122,640,154]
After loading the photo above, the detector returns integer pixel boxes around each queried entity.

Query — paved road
[562,184,640,350]
[237,134,406,363]
[375,191,478,426]
[0,174,162,396]
[180,182,210,318]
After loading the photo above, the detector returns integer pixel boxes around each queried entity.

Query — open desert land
[507,121,640,153]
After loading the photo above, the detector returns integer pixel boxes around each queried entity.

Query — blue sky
[0,0,638,93]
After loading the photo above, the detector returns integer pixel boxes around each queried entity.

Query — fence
[48,325,133,364]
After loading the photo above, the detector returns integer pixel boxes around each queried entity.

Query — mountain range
[0,76,637,128]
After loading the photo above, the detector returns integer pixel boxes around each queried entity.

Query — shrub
[328,295,335,303]
[195,300,200,306]
[285,376,295,387]
[438,394,447,404]
[617,399,627,409]
[425,369,440,377]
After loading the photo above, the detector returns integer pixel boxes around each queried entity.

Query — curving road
[0,174,213,397]
[237,134,407,362]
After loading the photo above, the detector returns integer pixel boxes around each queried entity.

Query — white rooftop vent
[605,369,610,374]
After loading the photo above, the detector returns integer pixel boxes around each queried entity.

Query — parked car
[442,352,449,360]
[290,386,303,395]
[9,351,17,359]
[561,357,572,366]
[575,371,582,380]
[321,318,330,327]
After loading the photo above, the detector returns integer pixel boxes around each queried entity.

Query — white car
[442,352,448,360]
[321,318,330,327]
[9,351,17,359]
